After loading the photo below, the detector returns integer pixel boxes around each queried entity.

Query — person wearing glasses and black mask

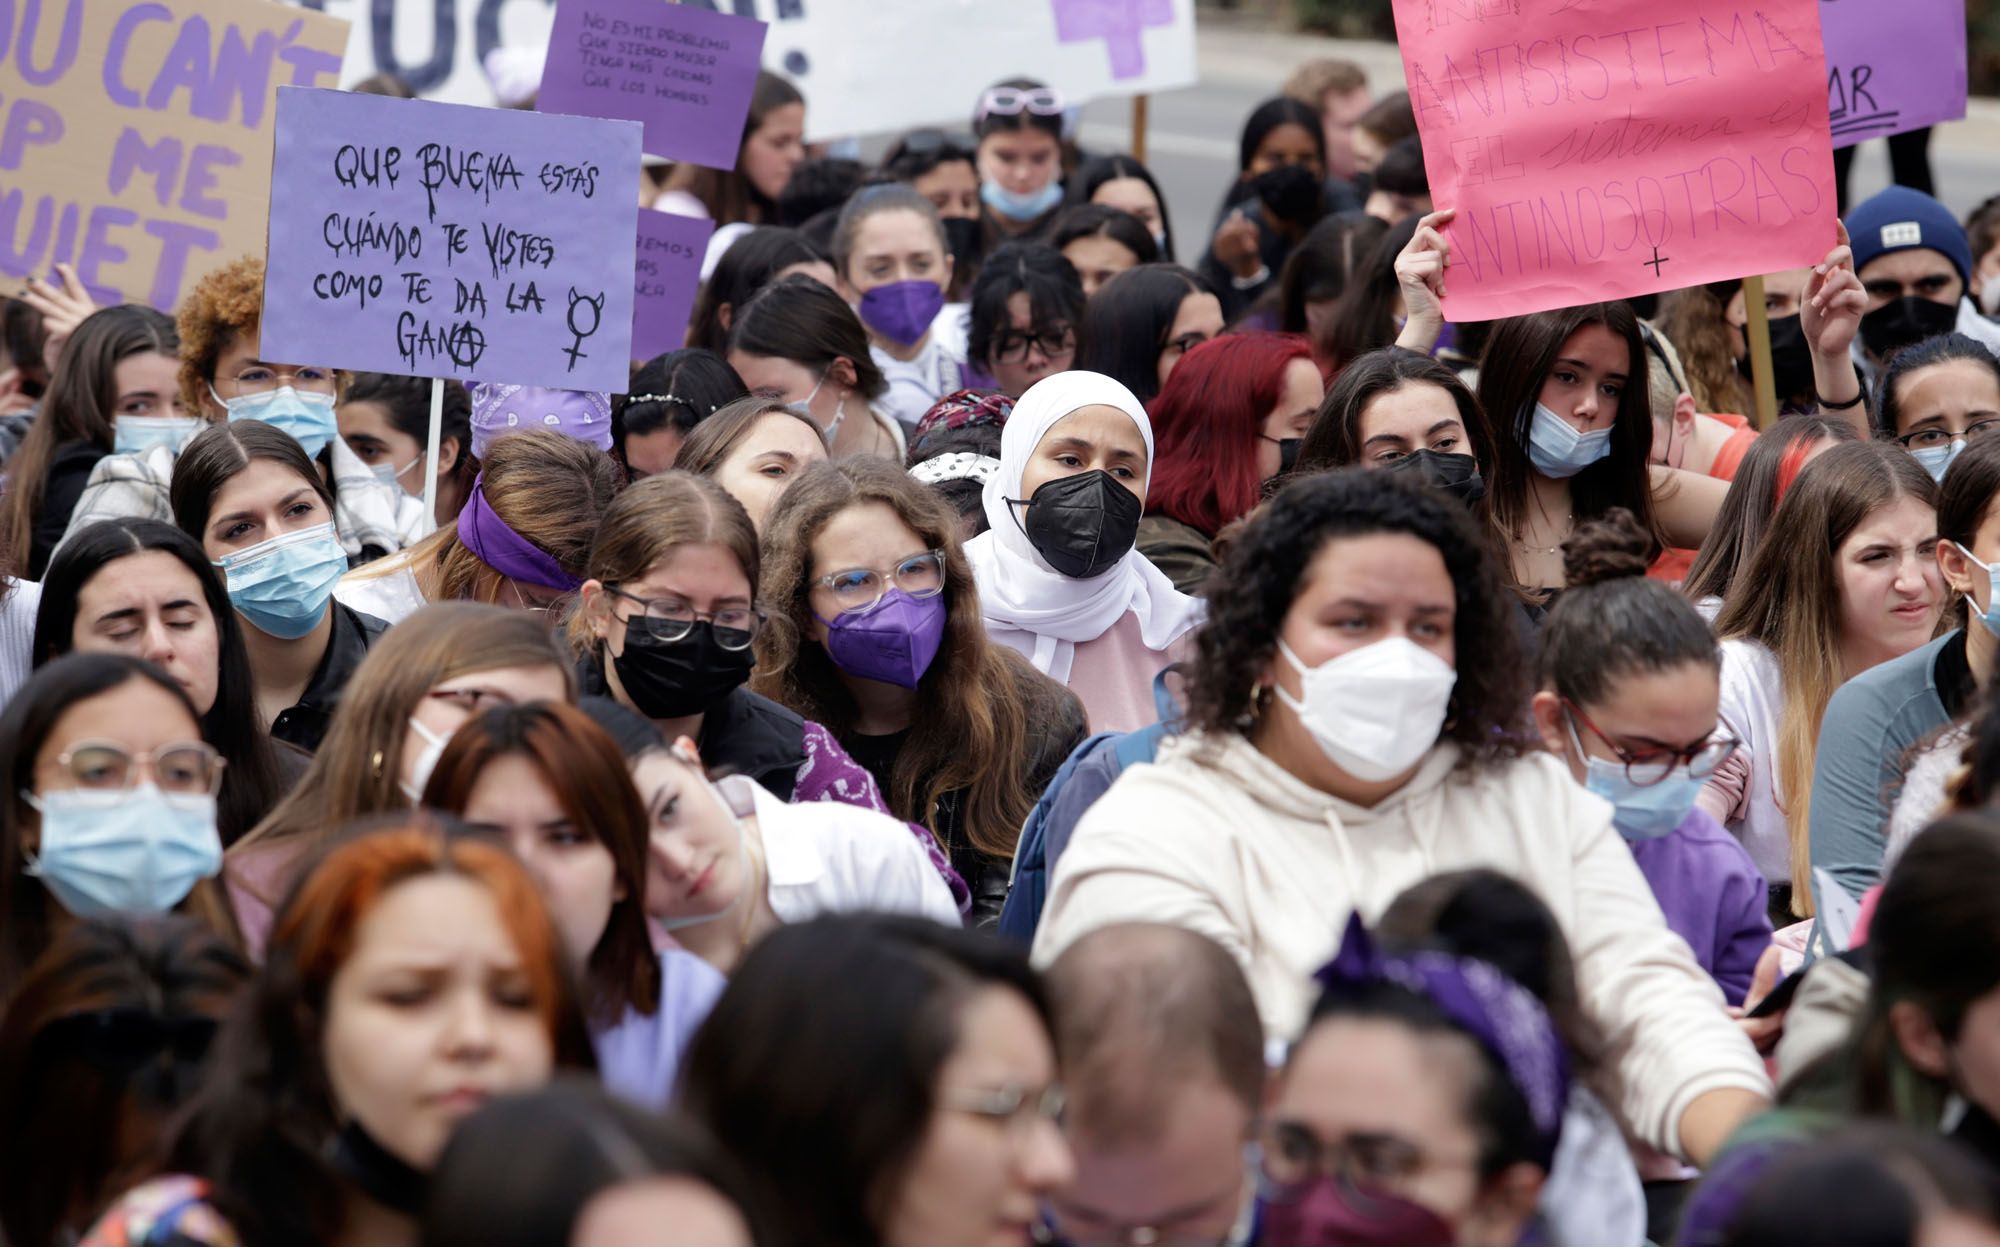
[973,78,1069,244]
[965,243,1087,399]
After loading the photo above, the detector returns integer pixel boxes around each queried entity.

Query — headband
[456,474,582,591]
[909,452,1001,486]
[626,392,713,414]
[1315,914,1570,1163]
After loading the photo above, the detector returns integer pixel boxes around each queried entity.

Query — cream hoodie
[1033,730,1771,1159]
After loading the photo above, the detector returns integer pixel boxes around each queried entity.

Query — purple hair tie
[456,474,581,591]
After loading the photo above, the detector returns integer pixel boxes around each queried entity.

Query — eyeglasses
[1259,1122,1475,1205]
[1564,700,1740,786]
[976,86,1066,120]
[608,586,762,651]
[40,741,226,796]
[993,326,1076,364]
[814,549,946,615]
[223,365,338,397]
[1897,419,2000,450]
[941,1083,1066,1142]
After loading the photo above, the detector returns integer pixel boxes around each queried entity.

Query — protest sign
[1392,0,1840,321]
[537,0,766,169]
[1821,0,1968,146]
[631,209,714,359]
[259,87,641,393]
[0,0,347,310]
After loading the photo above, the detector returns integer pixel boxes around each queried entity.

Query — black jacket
[576,656,811,799]
[271,603,388,753]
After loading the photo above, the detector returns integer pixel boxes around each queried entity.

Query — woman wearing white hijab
[965,370,1204,732]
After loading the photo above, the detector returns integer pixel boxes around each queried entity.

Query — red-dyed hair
[1145,332,1317,536]
[1774,435,1822,510]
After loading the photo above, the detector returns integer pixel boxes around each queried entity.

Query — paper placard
[259,87,640,393]
[631,208,715,360]
[1821,0,1969,146]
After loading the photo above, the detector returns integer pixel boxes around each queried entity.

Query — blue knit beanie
[1846,186,1973,287]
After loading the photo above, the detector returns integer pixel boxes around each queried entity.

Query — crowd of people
[5,39,2000,1247]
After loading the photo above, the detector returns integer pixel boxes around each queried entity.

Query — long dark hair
[1189,469,1528,766]
[0,305,179,574]
[1320,213,1419,370]
[33,520,289,846]
[1074,263,1215,406]
[1065,154,1177,260]
[965,242,1085,372]
[169,419,333,540]
[1279,212,1388,338]
[1049,203,1161,268]
[0,917,247,1247]
[339,372,477,502]
[680,915,1054,1247]
[1298,346,1496,476]
[687,227,831,355]
[1682,415,1859,604]
[728,274,887,402]
[616,349,748,475]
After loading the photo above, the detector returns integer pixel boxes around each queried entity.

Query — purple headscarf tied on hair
[469,383,614,459]
[456,473,581,591]
[1315,913,1571,1163]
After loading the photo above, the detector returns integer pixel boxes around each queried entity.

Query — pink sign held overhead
[631,209,715,359]
[1392,0,1840,321]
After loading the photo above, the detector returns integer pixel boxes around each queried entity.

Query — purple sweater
[1627,807,1773,1006]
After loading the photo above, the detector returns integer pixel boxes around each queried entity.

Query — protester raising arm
[1803,221,1872,437]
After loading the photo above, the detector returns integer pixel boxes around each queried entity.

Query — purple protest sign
[631,209,715,359]
[259,88,640,393]
[1821,0,1968,146]
[536,0,767,170]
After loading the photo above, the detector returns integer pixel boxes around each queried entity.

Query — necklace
[1514,512,1573,555]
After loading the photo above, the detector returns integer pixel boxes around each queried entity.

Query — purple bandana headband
[1316,914,1570,1161]
[456,474,581,591]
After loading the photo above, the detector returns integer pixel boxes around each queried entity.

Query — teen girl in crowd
[336,429,622,625]
[1681,415,1858,612]
[1050,204,1160,296]
[1136,332,1324,593]
[1702,442,1942,914]
[226,603,574,954]
[0,656,234,1007]
[880,130,982,294]
[614,349,748,481]
[972,78,1068,242]
[1074,264,1224,407]
[832,187,968,428]
[0,918,245,1247]
[1295,346,1496,496]
[79,822,597,1247]
[655,71,805,228]
[686,228,835,355]
[1276,212,1388,346]
[1533,512,1771,1003]
[169,422,381,753]
[0,305,181,578]
[724,275,907,458]
[1036,470,1769,1166]
[1871,333,2000,481]
[335,373,475,527]
[681,916,1073,1247]
[1317,214,1421,372]
[965,372,1203,733]
[34,521,291,844]
[1201,96,1329,320]
[424,1081,757,1247]
[963,243,1085,398]
[422,701,724,1110]
[673,398,829,534]
[1065,154,1177,262]
[756,458,1086,922]
[1811,433,2000,902]
[60,257,425,565]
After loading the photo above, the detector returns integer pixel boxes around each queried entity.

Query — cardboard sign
[1821,0,1968,146]
[1393,0,1841,321]
[0,0,347,309]
[537,0,766,169]
[631,208,714,359]
[259,87,641,392]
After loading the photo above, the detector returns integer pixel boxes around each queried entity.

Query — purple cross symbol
[1050,0,1176,79]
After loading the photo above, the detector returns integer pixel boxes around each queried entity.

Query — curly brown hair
[176,254,266,415]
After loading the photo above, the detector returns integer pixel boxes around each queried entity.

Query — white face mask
[1274,637,1457,781]
[1982,273,2000,318]
[400,717,450,802]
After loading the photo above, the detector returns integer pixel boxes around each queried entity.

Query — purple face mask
[1260,1177,1457,1247]
[858,280,946,347]
[818,589,947,689]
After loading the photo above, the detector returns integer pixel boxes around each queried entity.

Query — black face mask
[940,216,981,272]
[610,620,753,719]
[1737,312,1817,404]
[1383,449,1487,506]
[1251,164,1324,227]
[327,1121,428,1215]
[1264,435,1301,477]
[1860,294,1959,362]
[1013,469,1142,579]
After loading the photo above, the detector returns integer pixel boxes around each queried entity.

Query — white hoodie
[1033,730,1770,1160]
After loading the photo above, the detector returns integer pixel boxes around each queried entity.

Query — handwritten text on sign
[0,0,347,310]
[631,209,715,360]
[1821,0,1968,146]
[260,88,640,393]
[537,0,766,171]
[1393,0,1838,320]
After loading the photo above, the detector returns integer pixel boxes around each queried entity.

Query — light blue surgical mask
[22,785,221,915]
[113,414,203,457]
[1955,541,2000,636]
[982,178,1063,223]
[1527,401,1613,479]
[211,520,347,639]
[1569,719,1700,841]
[372,453,421,492]
[213,384,340,458]
[1912,438,1967,482]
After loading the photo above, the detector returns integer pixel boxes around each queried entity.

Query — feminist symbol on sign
[564,288,605,371]
[1050,0,1175,79]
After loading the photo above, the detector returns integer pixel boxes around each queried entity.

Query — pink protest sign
[1822,0,1968,146]
[631,208,714,358]
[1392,0,1839,321]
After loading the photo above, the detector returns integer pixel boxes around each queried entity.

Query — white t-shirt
[871,304,969,431]
[1705,638,1791,882]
